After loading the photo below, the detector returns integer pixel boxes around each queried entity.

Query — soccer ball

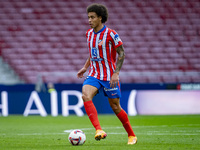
[68,129,86,146]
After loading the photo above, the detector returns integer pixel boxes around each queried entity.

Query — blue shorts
[83,76,121,99]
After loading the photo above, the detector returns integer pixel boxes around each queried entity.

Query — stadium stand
[0,0,200,84]
[0,57,23,84]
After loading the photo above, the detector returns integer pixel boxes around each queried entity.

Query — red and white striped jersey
[86,25,123,81]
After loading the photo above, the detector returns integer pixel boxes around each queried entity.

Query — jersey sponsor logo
[91,47,103,61]
[90,58,103,61]
[92,47,97,57]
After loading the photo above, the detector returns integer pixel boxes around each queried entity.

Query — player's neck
[93,24,104,33]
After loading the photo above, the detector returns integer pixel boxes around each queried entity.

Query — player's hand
[77,68,87,78]
[110,72,119,88]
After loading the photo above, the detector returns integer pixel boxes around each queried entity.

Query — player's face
[88,12,102,29]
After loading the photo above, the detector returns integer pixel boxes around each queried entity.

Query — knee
[110,103,121,114]
[111,104,118,112]
[82,93,90,102]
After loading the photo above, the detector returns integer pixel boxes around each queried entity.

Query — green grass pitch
[0,115,200,150]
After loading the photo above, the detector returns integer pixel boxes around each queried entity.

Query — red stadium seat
[0,0,199,83]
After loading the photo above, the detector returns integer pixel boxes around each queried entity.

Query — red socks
[84,101,135,137]
[117,109,136,137]
[84,100,102,130]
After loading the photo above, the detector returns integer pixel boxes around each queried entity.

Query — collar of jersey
[93,25,106,34]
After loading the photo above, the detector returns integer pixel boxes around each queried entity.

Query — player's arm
[110,45,125,88]
[83,57,91,69]
[115,45,125,74]
[77,57,90,78]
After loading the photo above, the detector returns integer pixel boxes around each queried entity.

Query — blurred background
[0,0,200,85]
[0,0,200,116]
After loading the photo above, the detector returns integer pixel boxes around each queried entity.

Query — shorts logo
[104,87,118,91]
[111,93,117,96]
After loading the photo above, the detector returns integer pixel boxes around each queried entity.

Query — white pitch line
[147,133,200,136]
[17,133,66,136]
[2,124,199,136]
[16,132,200,136]
[64,128,94,133]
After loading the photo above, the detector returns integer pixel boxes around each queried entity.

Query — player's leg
[82,84,101,130]
[82,78,107,141]
[108,97,122,114]
[82,84,98,102]
[108,97,137,144]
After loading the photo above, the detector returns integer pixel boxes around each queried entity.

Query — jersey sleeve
[86,29,93,43]
[86,30,89,38]
[109,30,123,48]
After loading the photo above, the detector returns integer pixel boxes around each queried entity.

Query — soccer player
[77,3,137,145]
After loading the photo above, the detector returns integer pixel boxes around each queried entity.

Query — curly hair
[87,3,108,23]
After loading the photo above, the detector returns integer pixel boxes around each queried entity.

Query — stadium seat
[0,0,199,83]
